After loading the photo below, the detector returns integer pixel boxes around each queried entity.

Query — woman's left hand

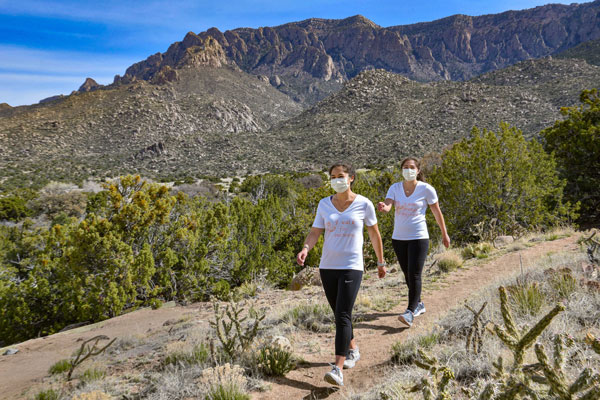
[377,265,386,279]
[442,233,450,249]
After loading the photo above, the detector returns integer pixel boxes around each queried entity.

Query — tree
[541,89,600,223]
[429,123,576,244]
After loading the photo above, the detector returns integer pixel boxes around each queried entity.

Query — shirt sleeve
[425,184,439,205]
[312,201,325,228]
[364,199,378,227]
[385,184,395,200]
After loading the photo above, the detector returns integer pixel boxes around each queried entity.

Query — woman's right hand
[296,248,308,266]
[377,202,389,212]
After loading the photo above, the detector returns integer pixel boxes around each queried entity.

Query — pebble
[3,348,18,355]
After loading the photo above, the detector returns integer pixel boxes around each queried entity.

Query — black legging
[319,269,363,357]
[392,239,429,313]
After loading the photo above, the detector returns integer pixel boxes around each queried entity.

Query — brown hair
[329,162,356,186]
[400,157,425,181]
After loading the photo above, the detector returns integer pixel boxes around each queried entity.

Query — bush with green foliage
[429,123,577,244]
[0,194,32,221]
[541,89,600,223]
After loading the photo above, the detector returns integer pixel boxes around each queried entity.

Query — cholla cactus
[492,286,564,368]
[523,334,600,400]
[209,301,265,360]
[465,301,488,354]
[409,349,455,400]
[585,333,600,355]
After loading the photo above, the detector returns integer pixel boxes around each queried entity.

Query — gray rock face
[3,348,18,356]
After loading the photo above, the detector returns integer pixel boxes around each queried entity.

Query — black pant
[319,269,363,357]
[392,239,429,313]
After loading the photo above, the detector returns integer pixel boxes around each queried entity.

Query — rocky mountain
[116,1,600,104]
[0,38,302,188]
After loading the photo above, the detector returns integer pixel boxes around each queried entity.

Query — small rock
[289,267,321,290]
[495,236,514,247]
[269,335,293,352]
[3,348,18,356]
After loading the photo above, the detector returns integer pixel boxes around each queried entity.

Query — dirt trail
[0,235,579,399]
[256,235,579,399]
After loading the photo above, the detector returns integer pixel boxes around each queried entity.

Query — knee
[335,311,352,327]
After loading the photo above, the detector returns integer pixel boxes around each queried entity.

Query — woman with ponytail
[377,157,450,328]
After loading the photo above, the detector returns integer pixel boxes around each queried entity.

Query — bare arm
[367,223,387,278]
[377,198,394,213]
[296,227,324,266]
[429,202,450,248]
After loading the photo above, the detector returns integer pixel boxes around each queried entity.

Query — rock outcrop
[78,78,102,92]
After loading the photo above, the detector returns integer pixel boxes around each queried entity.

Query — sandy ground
[0,235,579,399]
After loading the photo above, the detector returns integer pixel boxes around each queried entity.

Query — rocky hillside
[260,57,600,169]
[0,39,302,188]
[116,1,600,104]
[556,38,600,66]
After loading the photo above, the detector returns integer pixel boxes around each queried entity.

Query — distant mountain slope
[555,38,600,66]
[116,1,600,104]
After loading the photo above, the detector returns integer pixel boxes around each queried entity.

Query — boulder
[289,267,321,290]
[494,235,514,247]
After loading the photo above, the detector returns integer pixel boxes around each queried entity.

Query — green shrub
[507,281,547,316]
[206,384,250,400]
[282,303,333,333]
[48,359,72,375]
[34,389,60,400]
[430,123,576,244]
[163,343,209,367]
[461,242,493,259]
[541,89,600,223]
[548,269,578,299]
[256,344,296,376]
[213,280,231,301]
[80,367,105,383]
[391,340,418,365]
[436,250,464,272]
[0,195,31,221]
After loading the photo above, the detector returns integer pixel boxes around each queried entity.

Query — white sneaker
[414,302,426,317]
[324,364,344,386]
[343,348,360,369]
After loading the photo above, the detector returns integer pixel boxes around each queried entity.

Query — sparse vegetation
[282,303,334,333]
[436,250,464,272]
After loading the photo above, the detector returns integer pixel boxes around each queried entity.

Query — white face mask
[330,177,350,193]
[402,168,418,181]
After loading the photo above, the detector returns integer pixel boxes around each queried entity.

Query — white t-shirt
[386,181,438,240]
[312,194,377,271]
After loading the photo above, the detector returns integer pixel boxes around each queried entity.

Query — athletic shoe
[398,309,414,328]
[414,302,426,317]
[343,347,360,369]
[324,364,344,386]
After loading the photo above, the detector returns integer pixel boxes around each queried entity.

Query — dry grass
[435,249,464,272]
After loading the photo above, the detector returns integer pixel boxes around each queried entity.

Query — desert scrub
[163,343,209,368]
[255,343,296,376]
[461,242,493,259]
[199,363,249,400]
[355,294,400,313]
[48,359,71,375]
[282,303,333,333]
[506,280,547,316]
[80,367,106,383]
[34,389,61,400]
[435,250,463,272]
[547,268,578,300]
[71,391,112,400]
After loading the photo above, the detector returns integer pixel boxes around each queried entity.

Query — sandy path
[0,235,578,399]
[255,235,579,399]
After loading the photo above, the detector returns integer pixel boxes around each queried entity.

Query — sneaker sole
[398,315,413,328]
[413,309,426,317]
[324,373,343,386]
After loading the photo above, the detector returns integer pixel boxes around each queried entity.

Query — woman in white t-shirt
[296,162,386,387]
[377,157,450,328]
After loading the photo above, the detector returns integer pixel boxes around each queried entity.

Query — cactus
[209,301,265,360]
[492,286,564,368]
[465,301,488,354]
[525,335,600,400]
[585,333,600,355]
[409,349,455,400]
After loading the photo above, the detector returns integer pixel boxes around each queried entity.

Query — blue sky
[0,0,588,106]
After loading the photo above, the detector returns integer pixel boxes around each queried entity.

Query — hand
[296,248,308,266]
[442,234,451,249]
[378,265,386,279]
[377,202,388,212]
